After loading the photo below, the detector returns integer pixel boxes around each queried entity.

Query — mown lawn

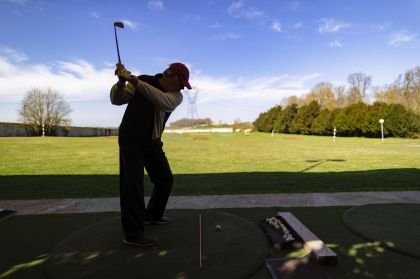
[0,133,419,199]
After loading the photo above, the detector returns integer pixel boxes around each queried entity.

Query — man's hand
[115,63,138,85]
[114,63,125,75]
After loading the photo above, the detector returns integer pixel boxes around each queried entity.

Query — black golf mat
[342,203,420,259]
[265,254,332,279]
[0,208,14,220]
[44,210,269,279]
[3,207,420,279]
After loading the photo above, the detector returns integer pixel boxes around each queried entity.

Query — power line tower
[186,89,199,127]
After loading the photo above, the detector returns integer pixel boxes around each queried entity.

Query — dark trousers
[119,141,173,239]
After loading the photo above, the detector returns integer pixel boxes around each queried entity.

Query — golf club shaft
[114,26,121,64]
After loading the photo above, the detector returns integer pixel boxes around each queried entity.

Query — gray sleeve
[110,83,135,105]
[133,81,183,112]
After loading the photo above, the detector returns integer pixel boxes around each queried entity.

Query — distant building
[211,120,224,126]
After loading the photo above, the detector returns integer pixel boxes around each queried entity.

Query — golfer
[111,62,192,246]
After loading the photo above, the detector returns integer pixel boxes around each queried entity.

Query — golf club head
[114,21,124,28]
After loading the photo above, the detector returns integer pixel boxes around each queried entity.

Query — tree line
[254,101,419,138]
[254,66,420,138]
[282,66,420,114]
[169,117,213,128]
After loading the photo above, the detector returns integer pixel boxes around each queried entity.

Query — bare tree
[347,72,372,104]
[334,85,347,108]
[19,88,72,135]
[375,67,420,114]
[374,84,399,104]
[305,82,337,110]
[286,95,305,107]
[399,67,420,114]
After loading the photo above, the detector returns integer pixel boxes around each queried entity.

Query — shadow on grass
[0,168,419,200]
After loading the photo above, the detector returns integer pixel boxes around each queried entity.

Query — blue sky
[0,0,419,127]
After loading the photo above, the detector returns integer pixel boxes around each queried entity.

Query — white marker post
[271,129,274,137]
[333,128,336,142]
[379,119,384,143]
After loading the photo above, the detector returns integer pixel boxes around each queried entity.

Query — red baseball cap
[169,62,192,89]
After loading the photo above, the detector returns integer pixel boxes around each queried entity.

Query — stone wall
[165,128,234,134]
[0,122,31,136]
[0,122,118,137]
[54,126,118,137]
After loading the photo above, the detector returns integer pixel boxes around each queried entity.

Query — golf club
[113,21,124,64]
[199,213,202,269]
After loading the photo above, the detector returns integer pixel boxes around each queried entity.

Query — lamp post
[379,119,384,143]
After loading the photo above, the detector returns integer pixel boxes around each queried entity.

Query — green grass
[0,133,419,199]
[1,207,420,278]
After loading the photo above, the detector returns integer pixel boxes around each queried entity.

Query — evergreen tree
[384,104,420,137]
[364,102,388,137]
[333,103,369,136]
[254,105,283,132]
[291,101,320,134]
[311,109,333,135]
[254,112,269,132]
[274,104,298,133]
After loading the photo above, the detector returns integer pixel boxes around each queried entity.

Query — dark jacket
[110,74,183,144]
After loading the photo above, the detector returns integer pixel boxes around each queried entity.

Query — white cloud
[0,49,323,125]
[318,18,351,34]
[227,0,243,15]
[212,33,241,40]
[209,23,222,29]
[242,8,264,19]
[227,0,263,19]
[0,52,321,104]
[121,19,139,30]
[290,1,301,11]
[329,40,343,48]
[0,46,28,62]
[7,0,29,5]
[0,55,115,103]
[183,14,202,22]
[90,10,100,19]
[388,30,417,46]
[291,21,302,29]
[148,0,164,10]
[375,21,392,32]
[170,71,323,123]
[189,71,322,104]
[173,71,321,123]
[6,0,43,11]
[271,20,282,32]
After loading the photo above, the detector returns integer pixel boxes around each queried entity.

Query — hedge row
[254,102,420,138]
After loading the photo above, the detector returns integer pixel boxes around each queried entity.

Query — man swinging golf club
[110,22,192,246]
